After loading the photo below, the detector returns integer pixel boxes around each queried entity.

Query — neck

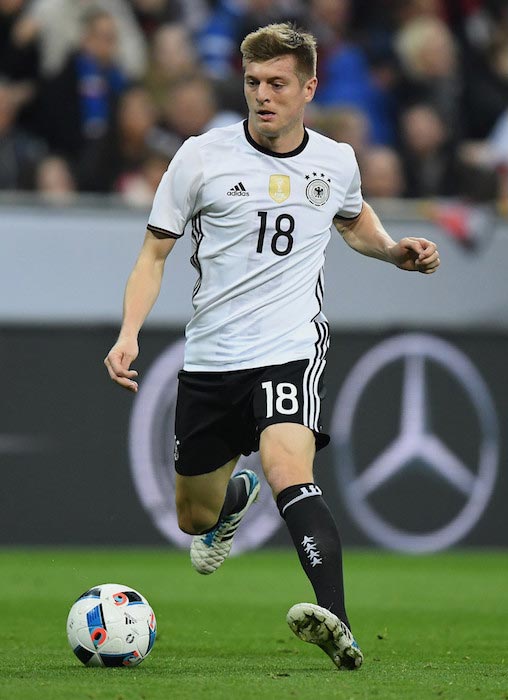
[247,118,305,154]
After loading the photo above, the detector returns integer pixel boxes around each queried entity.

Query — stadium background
[1,0,507,553]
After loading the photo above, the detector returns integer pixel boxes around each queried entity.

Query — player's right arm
[104,229,177,392]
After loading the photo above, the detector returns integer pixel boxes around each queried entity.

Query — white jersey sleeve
[335,145,363,219]
[147,137,203,238]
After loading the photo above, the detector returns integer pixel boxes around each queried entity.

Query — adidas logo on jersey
[227,182,249,196]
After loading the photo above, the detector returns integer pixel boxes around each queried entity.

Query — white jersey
[148,121,363,371]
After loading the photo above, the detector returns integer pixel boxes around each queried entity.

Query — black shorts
[174,358,330,476]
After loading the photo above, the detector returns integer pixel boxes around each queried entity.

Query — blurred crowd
[1,0,508,208]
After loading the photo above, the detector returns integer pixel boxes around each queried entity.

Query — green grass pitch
[1,549,506,700]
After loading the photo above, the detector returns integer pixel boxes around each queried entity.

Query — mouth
[257,110,276,121]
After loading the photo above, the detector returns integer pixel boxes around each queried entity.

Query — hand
[104,337,139,392]
[390,237,440,274]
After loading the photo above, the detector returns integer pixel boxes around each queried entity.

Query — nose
[256,82,270,104]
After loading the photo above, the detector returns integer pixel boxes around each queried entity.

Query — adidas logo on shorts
[227,182,250,196]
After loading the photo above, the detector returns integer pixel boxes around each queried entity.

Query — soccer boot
[287,602,363,670]
[190,469,260,575]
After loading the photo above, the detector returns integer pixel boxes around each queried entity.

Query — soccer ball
[66,583,156,667]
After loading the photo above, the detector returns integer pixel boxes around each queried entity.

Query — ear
[304,76,318,103]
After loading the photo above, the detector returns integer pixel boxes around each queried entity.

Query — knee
[264,467,303,499]
[262,453,315,498]
[260,426,315,495]
[176,500,219,535]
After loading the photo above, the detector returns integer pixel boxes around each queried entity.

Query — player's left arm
[334,201,440,274]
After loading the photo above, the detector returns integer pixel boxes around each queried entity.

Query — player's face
[244,55,317,150]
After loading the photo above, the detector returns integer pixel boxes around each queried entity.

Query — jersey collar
[243,120,309,158]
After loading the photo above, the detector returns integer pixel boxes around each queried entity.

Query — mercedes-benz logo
[331,333,499,553]
[128,339,281,552]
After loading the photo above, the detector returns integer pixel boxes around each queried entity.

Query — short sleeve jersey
[148,121,363,371]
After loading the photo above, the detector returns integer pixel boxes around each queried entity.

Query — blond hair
[240,22,317,85]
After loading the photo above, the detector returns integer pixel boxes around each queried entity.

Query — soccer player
[104,23,440,670]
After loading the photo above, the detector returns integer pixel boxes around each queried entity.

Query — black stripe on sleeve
[334,202,364,222]
[147,224,183,239]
